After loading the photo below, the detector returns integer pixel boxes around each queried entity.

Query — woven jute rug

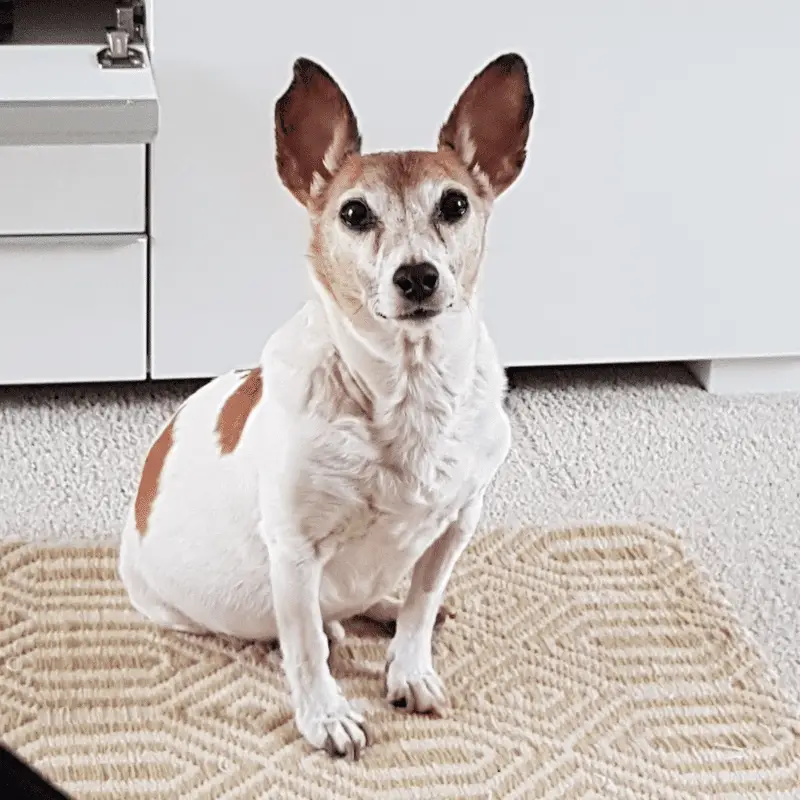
[1,524,799,799]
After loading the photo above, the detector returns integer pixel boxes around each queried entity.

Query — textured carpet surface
[2,525,799,799]
[0,363,798,709]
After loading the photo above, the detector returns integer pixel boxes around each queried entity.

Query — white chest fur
[318,417,474,615]
[263,307,510,618]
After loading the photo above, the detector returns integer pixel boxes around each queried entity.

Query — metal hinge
[97,1,147,69]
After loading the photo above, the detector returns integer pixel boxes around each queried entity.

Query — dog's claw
[324,734,340,758]
[386,660,449,717]
[362,722,374,748]
[435,603,456,628]
[326,716,368,760]
[300,700,370,760]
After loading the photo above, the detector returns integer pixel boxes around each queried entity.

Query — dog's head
[275,54,534,327]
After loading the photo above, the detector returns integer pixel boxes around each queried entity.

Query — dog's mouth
[375,306,447,323]
[397,308,441,322]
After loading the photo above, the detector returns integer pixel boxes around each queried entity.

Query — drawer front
[0,144,145,235]
[0,235,146,384]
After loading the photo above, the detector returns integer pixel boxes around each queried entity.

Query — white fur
[119,56,526,758]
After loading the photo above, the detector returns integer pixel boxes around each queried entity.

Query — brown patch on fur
[439,53,534,197]
[216,368,263,455]
[275,58,361,206]
[327,149,477,204]
[135,416,177,536]
[309,227,366,317]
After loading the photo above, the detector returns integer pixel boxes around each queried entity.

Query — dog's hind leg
[125,572,208,634]
[324,620,346,645]
[362,596,403,624]
[361,596,454,629]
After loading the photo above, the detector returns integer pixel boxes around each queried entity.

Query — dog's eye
[339,199,375,232]
[437,190,469,224]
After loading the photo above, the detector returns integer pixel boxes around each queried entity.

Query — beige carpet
[1,524,798,799]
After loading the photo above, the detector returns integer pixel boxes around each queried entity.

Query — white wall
[149,1,800,378]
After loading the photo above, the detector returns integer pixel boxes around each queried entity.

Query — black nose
[392,262,439,302]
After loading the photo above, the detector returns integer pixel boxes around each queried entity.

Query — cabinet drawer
[0,144,145,234]
[0,235,146,384]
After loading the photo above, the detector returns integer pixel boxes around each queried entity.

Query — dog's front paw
[296,696,371,760]
[385,653,448,716]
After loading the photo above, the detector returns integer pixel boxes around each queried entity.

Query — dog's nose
[392,262,439,302]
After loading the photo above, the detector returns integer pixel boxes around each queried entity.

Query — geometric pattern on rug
[1,524,798,799]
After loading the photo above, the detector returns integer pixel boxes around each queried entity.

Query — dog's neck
[312,280,481,422]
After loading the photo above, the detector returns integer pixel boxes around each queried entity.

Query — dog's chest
[302,337,503,612]
[370,373,476,511]
[318,400,479,608]
[320,467,467,616]
[349,428,469,538]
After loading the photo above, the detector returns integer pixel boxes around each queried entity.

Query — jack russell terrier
[119,52,534,759]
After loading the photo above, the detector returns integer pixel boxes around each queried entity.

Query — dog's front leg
[269,543,370,758]
[385,494,484,716]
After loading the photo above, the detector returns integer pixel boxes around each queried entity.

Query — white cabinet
[150,1,800,386]
[1,1,798,390]
[0,236,147,384]
[0,0,156,383]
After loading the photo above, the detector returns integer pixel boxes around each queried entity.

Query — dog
[119,52,534,759]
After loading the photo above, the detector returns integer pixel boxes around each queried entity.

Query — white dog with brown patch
[119,53,534,759]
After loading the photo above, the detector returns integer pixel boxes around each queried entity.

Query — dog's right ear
[275,58,362,207]
[438,53,534,198]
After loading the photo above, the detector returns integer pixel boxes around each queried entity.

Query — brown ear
[275,58,361,206]
[438,53,534,197]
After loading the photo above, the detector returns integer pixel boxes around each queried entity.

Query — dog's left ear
[438,53,534,198]
[275,58,362,207]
